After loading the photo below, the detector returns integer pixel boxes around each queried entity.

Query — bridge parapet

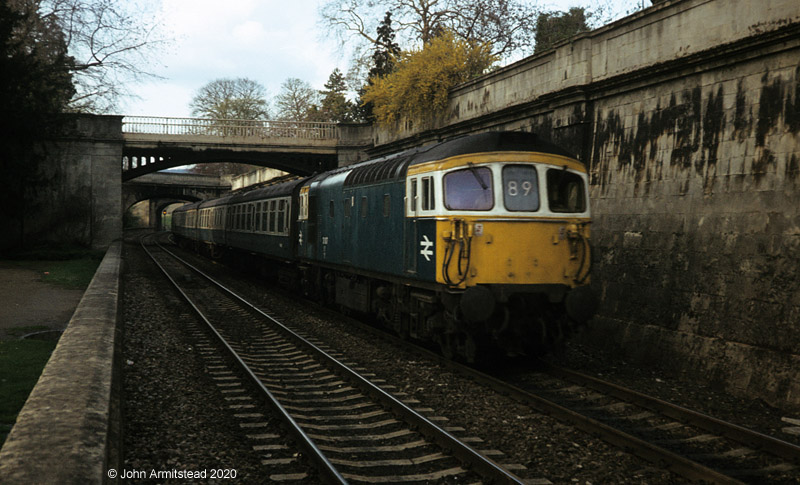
[122,116,338,140]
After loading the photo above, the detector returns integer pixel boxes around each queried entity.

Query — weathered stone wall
[588,35,800,407]
[371,0,800,407]
[6,115,123,250]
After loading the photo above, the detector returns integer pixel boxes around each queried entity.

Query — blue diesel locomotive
[172,131,596,361]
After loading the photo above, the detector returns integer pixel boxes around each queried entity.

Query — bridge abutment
[0,114,123,251]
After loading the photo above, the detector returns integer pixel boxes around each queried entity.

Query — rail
[122,116,338,140]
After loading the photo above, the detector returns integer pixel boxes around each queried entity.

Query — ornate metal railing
[122,116,338,140]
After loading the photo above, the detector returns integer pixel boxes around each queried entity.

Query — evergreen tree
[534,8,590,54]
[358,12,401,121]
[315,68,355,122]
[369,12,401,80]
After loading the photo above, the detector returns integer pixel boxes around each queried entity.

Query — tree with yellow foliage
[362,31,496,128]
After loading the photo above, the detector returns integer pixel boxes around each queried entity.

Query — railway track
[140,234,536,484]
[312,306,800,484]
[519,362,800,484]
[152,232,800,483]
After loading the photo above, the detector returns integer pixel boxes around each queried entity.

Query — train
[172,131,596,362]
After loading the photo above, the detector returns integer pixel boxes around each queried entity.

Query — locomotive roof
[342,131,575,187]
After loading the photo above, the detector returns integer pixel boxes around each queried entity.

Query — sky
[120,0,634,119]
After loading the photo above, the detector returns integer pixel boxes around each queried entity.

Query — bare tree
[40,0,167,113]
[274,78,320,121]
[320,0,538,59]
[190,78,270,120]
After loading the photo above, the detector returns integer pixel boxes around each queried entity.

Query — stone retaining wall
[0,242,122,483]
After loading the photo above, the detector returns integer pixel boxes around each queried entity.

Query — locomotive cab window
[547,168,586,213]
[503,165,539,211]
[444,166,493,211]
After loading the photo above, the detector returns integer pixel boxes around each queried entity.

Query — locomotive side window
[329,200,334,218]
[444,167,493,211]
[383,194,390,217]
[299,189,309,220]
[361,196,367,218]
[409,179,417,213]
[344,198,351,218]
[421,176,435,210]
[547,168,586,213]
[503,165,539,211]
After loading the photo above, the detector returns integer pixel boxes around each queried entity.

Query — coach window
[255,202,262,231]
[277,199,286,233]
[260,204,267,231]
[268,200,276,233]
[421,176,435,211]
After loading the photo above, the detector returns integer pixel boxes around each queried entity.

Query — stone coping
[0,241,122,484]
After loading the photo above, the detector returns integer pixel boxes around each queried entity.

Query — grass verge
[5,251,103,290]
[0,338,58,447]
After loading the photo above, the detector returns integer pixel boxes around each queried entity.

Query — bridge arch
[122,172,231,230]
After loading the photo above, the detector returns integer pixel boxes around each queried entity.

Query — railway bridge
[122,172,232,230]
[120,117,371,180]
